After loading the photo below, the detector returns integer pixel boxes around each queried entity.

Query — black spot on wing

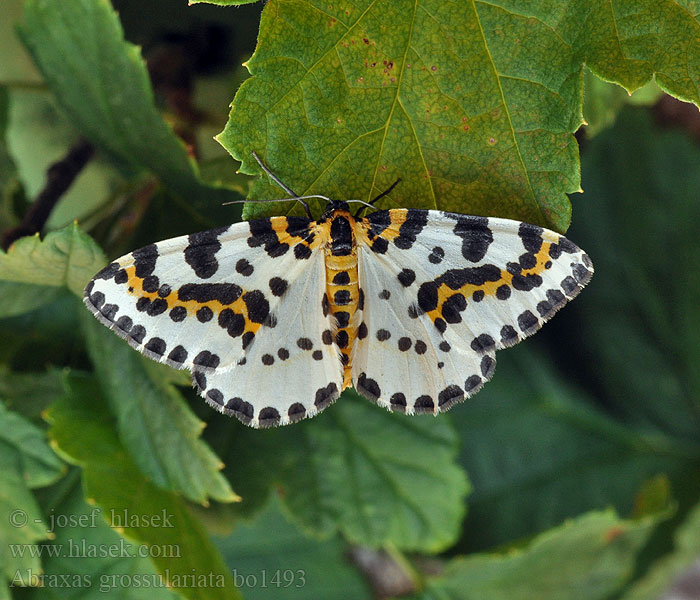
[428,246,445,264]
[315,382,339,409]
[207,389,224,406]
[101,303,118,321]
[294,244,312,260]
[269,277,288,297]
[169,306,187,322]
[517,310,539,334]
[442,293,467,324]
[142,276,160,293]
[549,236,578,259]
[417,281,438,312]
[89,290,105,309]
[130,325,146,344]
[438,264,501,289]
[481,355,496,378]
[145,337,166,356]
[357,323,368,339]
[470,334,495,353]
[288,403,307,423]
[184,227,228,279]
[414,395,435,414]
[398,268,416,287]
[370,236,389,254]
[390,393,407,412]
[446,214,493,262]
[366,210,391,235]
[132,244,159,278]
[94,262,120,281]
[394,209,428,249]
[411,340,426,355]
[511,272,543,292]
[465,374,483,394]
[147,299,168,316]
[236,258,254,276]
[116,315,132,333]
[197,307,213,322]
[438,385,464,410]
[258,407,281,428]
[168,345,188,364]
[357,373,381,401]
[194,350,220,369]
[518,222,543,253]
[247,218,290,258]
[376,329,391,341]
[178,283,242,305]
[297,337,313,350]
[223,397,254,426]
[192,371,207,393]
[500,325,519,346]
[243,290,270,324]
[219,309,245,338]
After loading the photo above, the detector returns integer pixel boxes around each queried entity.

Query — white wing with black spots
[191,248,343,427]
[84,216,343,428]
[352,209,593,414]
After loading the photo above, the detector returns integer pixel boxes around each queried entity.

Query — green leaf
[23,472,179,600]
[81,311,238,506]
[45,373,240,600]
[0,223,106,296]
[279,391,467,552]
[570,107,700,439]
[582,69,662,137]
[0,0,42,86]
[621,502,700,600]
[580,0,700,103]
[448,107,700,558]
[0,281,63,318]
[418,509,666,600]
[209,391,468,551]
[5,90,122,229]
[219,0,582,230]
[18,0,240,207]
[0,400,65,591]
[0,367,64,420]
[451,346,698,551]
[0,291,81,369]
[0,401,65,488]
[218,1,700,230]
[214,496,370,600]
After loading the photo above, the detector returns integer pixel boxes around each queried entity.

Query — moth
[85,154,593,427]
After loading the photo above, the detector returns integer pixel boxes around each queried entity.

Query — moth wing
[352,209,593,414]
[85,217,343,427]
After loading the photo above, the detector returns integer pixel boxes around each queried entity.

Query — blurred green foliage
[1,1,699,599]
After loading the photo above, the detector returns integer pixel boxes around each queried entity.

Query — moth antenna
[346,199,376,211]
[355,178,402,217]
[237,151,313,219]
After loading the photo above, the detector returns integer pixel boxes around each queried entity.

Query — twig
[1,138,95,250]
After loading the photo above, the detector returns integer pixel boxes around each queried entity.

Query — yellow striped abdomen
[325,250,360,389]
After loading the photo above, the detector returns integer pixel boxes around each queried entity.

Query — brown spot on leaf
[604,526,624,542]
